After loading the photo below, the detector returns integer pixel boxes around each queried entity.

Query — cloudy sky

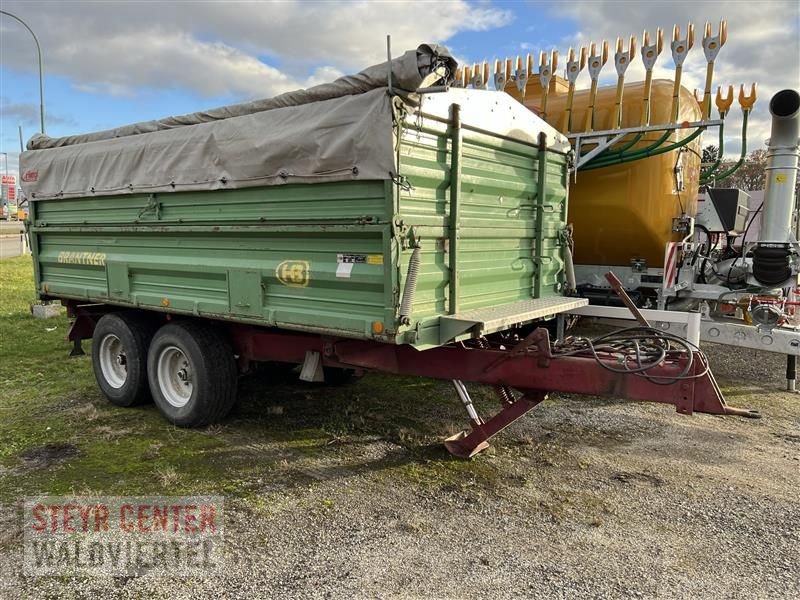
[1,0,798,180]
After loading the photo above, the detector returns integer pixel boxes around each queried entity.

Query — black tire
[91,311,157,407]
[147,321,237,427]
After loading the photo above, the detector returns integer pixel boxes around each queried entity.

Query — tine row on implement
[451,20,755,175]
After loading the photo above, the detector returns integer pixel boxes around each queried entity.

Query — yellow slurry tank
[507,76,702,267]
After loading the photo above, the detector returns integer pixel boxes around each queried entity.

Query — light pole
[0,10,45,135]
[0,152,7,221]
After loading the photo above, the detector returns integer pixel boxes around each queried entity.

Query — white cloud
[303,66,347,89]
[0,0,511,99]
[0,97,74,128]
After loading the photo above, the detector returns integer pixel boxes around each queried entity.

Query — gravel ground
[1,341,798,599]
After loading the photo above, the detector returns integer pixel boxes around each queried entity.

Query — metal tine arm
[452,67,463,88]
[714,83,757,183]
[459,65,471,89]
[670,22,694,122]
[640,28,663,126]
[515,54,532,100]
[562,46,587,133]
[491,58,508,91]
[470,62,488,89]
[739,81,757,111]
[612,35,636,129]
[538,49,558,121]
[492,58,506,92]
[584,41,608,132]
[699,19,727,119]
[700,84,734,180]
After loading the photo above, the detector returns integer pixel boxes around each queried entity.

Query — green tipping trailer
[22,47,668,455]
[23,93,579,350]
[18,47,751,457]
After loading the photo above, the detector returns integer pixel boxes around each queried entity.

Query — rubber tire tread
[147,320,237,427]
[92,311,157,407]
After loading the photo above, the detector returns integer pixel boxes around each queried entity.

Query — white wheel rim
[157,345,193,408]
[99,334,128,389]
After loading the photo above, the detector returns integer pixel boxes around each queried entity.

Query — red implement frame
[229,324,759,458]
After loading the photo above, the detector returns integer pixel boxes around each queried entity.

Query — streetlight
[0,9,45,135]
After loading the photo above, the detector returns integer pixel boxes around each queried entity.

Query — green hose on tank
[605,132,645,156]
[581,127,704,171]
[700,117,725,180]
[594,129,669,161]
[702,110,749,184]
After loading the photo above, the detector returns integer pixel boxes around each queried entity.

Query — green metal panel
[395,111,570,347]
[33,182,395,341]
[30,116,570,348]
[106,262,130,301]
[228,269,263,317]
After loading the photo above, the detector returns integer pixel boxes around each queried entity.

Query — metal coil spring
[399,247,421,324]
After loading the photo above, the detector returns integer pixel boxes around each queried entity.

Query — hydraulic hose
[707,110,749,184]
[582,127,704,170]
[608,131,645,156]
[700,117,725,179]
[594,128,672,161]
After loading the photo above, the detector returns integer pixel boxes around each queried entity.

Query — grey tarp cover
[21,45,456,200]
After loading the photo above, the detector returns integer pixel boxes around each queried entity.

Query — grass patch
[0,255,494,505]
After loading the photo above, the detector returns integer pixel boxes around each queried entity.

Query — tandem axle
[64,299,758,459]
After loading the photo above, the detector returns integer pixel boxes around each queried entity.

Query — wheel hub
[99,334,128,389]
[157,346,194,408]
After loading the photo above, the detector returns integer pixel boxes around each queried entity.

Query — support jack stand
[69,338,85,357]
[444,379,546,458]
[787,355,798,394]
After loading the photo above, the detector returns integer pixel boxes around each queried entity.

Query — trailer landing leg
[229,325,759,458]
[442,350,758,458]
[444,384,547,458]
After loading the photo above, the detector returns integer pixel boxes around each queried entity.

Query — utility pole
[0,10,46,134]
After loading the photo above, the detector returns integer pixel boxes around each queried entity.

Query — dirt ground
[1,257,798,599]
[0,338,797,599]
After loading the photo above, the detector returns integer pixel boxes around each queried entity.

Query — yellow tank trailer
[457,22,748,270]
[508,76,702,267]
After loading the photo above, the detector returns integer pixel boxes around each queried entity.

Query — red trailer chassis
[66,301,759,458]
[227,324,759,457]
